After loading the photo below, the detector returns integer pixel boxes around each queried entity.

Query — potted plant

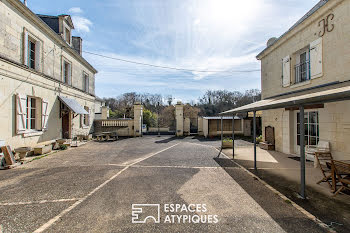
[222,138,233,149]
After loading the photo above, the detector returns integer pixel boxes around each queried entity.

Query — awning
[58,96,88,115]
[203,116,241,120]
[220,85,350,115]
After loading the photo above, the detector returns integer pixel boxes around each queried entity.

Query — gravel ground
[0,136,327,232]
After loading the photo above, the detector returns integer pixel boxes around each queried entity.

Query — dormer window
[65,27,71,44]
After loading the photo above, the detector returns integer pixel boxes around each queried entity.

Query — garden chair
[315,152,333,189]
[306,141,330,164]
[332,160,350,196]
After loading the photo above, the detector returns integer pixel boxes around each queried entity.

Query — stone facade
[257,0,350,160]
[0,0,97,148]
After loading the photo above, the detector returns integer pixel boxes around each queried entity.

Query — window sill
[23,130,43,137]
[82,126,89,129]
[290,80,311,89]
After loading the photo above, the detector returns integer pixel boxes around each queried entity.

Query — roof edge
[9,0,97,74]
[256,0,337,60]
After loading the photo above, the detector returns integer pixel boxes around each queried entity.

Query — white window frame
[62,58,72,85]
[294,47,310,84]
[23,28,42,71]
[83,72,89,93]
[16,94,49,136]
[64,27,71,45]
[297,111,319,147]
[81,106,90,128]
[26,97,37,130]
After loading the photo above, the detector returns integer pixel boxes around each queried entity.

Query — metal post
[232,114,235,159]
[253,111,257,170]
[299,105,306,199]
[221,116,223,148]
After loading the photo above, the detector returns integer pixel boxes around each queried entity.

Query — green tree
[143,109,157,127]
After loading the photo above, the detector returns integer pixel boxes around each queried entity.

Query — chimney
[24,0,27,6]
[72,36,82,56]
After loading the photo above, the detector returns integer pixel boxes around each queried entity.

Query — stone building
[0,0,97,148]
[256,0,350,160]
[222,0,350,160]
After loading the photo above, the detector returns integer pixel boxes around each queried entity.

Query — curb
[215,147,335,233]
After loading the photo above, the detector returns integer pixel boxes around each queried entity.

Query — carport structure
[219,85,350,199]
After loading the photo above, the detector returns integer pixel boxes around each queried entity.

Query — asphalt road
[0,136,327,233]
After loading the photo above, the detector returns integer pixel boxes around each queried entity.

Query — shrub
[60,145,68,150]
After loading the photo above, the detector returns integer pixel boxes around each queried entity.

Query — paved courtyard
[0,136,327,232]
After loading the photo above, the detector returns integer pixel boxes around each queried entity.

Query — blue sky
[27,0,319,102]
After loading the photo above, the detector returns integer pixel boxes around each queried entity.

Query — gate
[190,117,198,134]
[143,105,176,135]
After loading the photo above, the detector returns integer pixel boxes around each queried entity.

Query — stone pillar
[203,118,209,138]
[133,102,143,137]
[101,106,108,119]
[198,117,203,136]
[175,101,184,136]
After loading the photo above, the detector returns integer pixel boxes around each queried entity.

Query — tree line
[103,89,261,127]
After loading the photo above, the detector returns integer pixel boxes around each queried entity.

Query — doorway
[62,112,71,139]
[294,110,319,158]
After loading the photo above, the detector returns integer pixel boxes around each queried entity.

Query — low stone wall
[148,127,170,133]
[94,119,134,137]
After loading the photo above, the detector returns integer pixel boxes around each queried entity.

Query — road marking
[0,198,82,206]
[130,165,222,169]
[247,167,308,170]
[214,147,334,233]
[33,143,181,233]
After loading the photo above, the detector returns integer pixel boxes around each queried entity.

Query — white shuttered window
[310,38,323,79]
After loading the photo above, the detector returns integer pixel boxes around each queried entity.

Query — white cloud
[68,7,83,14]
[83,0,319,99]
[72,16,92,33]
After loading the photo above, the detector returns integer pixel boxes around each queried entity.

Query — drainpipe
[221,116,223,148]
[232,115,235,159]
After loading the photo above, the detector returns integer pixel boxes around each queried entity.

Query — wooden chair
[332,160,350,196]
[315,152,333,188]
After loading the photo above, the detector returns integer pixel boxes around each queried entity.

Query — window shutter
[282,55,291,87]
[42,99,49,130]
[310,38,323,79]
[23,31,29,66]
[16,94,27,133]
[35,40,41,71]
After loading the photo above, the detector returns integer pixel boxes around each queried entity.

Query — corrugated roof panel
[59,96,88,114]
[220,85,350,114]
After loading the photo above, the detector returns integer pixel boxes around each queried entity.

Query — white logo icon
[132,204,160,223]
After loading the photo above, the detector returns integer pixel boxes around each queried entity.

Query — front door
[62,112,71,139]
[294,111,319,159]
